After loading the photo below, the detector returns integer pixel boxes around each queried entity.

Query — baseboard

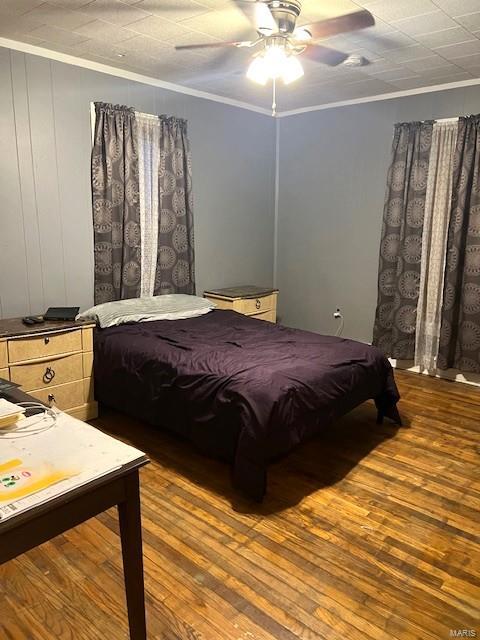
[389,358,480,388]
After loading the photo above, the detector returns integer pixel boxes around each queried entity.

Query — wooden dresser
[204,286,278,322]
[0,318,97,421]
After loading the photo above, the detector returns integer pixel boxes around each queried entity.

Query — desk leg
[118,471,147,640]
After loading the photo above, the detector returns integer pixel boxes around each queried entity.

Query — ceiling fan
[174,1,375,88]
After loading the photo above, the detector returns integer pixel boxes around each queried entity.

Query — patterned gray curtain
[372,121,433,358]
[438,115,480,372]
[92,103,141,304]
[154,116,195,295]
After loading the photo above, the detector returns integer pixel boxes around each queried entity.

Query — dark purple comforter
[94,309,400,500]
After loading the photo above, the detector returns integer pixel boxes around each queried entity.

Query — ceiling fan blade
[302,45,349,66]
[300,9,375,40]
[175,41,251,51]
[234,0,276,34]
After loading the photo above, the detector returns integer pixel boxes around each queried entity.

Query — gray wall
[0,47,275,318]
[276,85,480,343]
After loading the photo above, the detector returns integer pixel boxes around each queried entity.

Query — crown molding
[0,37,272,117]
[277,76,480,118]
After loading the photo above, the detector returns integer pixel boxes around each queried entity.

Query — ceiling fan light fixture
[246,55,269,85]
[263,44,289,78]
[247,45,304,86]
[173,5,375,92]
[247,45,287,84]
[282,54,304,84]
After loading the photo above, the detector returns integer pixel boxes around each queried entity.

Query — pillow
[76,294,216,328]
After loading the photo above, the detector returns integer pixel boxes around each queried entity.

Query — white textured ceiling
[1,0,480,112]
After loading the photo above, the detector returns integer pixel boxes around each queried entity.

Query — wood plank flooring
[1,370,479,639]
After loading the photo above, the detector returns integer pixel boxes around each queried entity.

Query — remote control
[22,316,45,326]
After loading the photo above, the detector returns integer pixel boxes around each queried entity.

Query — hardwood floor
[1,370,479,639]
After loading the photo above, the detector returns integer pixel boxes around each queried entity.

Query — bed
[92,307,401,501]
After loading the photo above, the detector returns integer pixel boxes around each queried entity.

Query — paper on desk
[0,412,145,522]
[0,399,26,418]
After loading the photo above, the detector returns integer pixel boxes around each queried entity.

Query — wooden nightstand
[204,286,278,322]
[0,318,98,421]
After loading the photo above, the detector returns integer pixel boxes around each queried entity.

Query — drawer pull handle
[255,299,261,310]
[47,393,56,407]
[44,337,50,345]
[43,367,56,384]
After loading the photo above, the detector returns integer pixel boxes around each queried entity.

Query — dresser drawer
[30,380,84,411]
[238,294,276,316]
[204,296,232,311]
[251,310,276,323]
[0,368,9,380]
[10,353,83,392]
[0,341,7,368]
[8,330,82,363]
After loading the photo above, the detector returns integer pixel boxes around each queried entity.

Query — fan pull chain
[272,77,277,117]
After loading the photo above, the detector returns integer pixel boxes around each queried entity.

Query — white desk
[0,389,149,640]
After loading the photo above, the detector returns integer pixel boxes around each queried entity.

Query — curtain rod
[434,117,459,123]
[135,110,158,120]
[135,110,187,123]
[395,116,459,126]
